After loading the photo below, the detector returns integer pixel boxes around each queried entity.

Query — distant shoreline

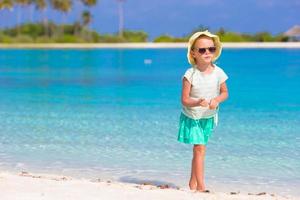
[0,42,300,49]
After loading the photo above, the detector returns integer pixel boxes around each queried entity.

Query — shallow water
[0,48,299,197]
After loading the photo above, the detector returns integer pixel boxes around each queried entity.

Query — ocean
[0,48,299,197]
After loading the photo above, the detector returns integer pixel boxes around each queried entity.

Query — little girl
[177,30,229,192]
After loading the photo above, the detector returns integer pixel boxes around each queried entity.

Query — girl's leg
[189,155,197,190]
[193,144,206,191]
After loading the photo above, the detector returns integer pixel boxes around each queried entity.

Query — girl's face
[191,36,216,65]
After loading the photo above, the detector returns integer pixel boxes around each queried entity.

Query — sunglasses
[195,47,216,54]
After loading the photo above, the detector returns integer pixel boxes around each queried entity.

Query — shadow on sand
[119,176,179,189]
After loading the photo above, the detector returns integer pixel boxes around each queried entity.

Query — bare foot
[189,180,197,190]
[196,184,206,191]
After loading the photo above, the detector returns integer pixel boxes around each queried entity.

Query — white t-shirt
[182,64,228,119]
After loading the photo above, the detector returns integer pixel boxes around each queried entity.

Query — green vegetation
[0,0,293,43]
[97,31,148,43]
[215,28,289,42]
[153,27,290,43]
[153,35,187,43]
[0,23,149,43]
[0,0,151,43]
[0,22,292,43]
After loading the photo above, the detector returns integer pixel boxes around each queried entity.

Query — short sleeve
[217,67,228,84]
[182,68,194,84]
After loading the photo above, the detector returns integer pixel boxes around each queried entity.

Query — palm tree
[116,0,124,38]
[33,0,48,39]
[34,0,47,17]
[0,0,14,31]
[80,0,97,42]
[50,0,72,37]
[81,0,97,6]
[81,10,91,41]
[50,0,72,13]
[15,0,31,35]
[28,0,34,22]
[0,0,14,10]
[82,10,91,28]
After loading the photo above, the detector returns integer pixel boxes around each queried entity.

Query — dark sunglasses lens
[198,48,206,54]
[208,47,216,53]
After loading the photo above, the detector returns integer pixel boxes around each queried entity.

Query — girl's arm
[214,82,229,103]
[209,82,229,109]
[181,78,208,107]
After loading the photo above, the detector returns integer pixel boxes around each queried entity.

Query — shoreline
[0,42,300,49]
[0,171,296,200]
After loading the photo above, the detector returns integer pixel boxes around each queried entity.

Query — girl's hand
[198,98,209,107]
[209,99,219,109]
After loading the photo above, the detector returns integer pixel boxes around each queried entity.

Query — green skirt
[177,113,215,145]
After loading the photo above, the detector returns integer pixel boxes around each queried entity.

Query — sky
[0,0,299,40]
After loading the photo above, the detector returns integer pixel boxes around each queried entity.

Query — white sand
[0,171,295,200]
[0,42,300,49]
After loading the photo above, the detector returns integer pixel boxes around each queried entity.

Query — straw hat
[187,30,222,65]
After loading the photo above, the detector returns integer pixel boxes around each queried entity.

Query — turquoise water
[0,48,299,197]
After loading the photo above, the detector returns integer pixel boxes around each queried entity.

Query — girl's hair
[191,35,213,50]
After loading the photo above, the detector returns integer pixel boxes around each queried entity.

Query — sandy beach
[0,171,296,200]
[0,42,300,49]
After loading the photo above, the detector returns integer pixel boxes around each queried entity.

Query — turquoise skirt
[177,113,215,145]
